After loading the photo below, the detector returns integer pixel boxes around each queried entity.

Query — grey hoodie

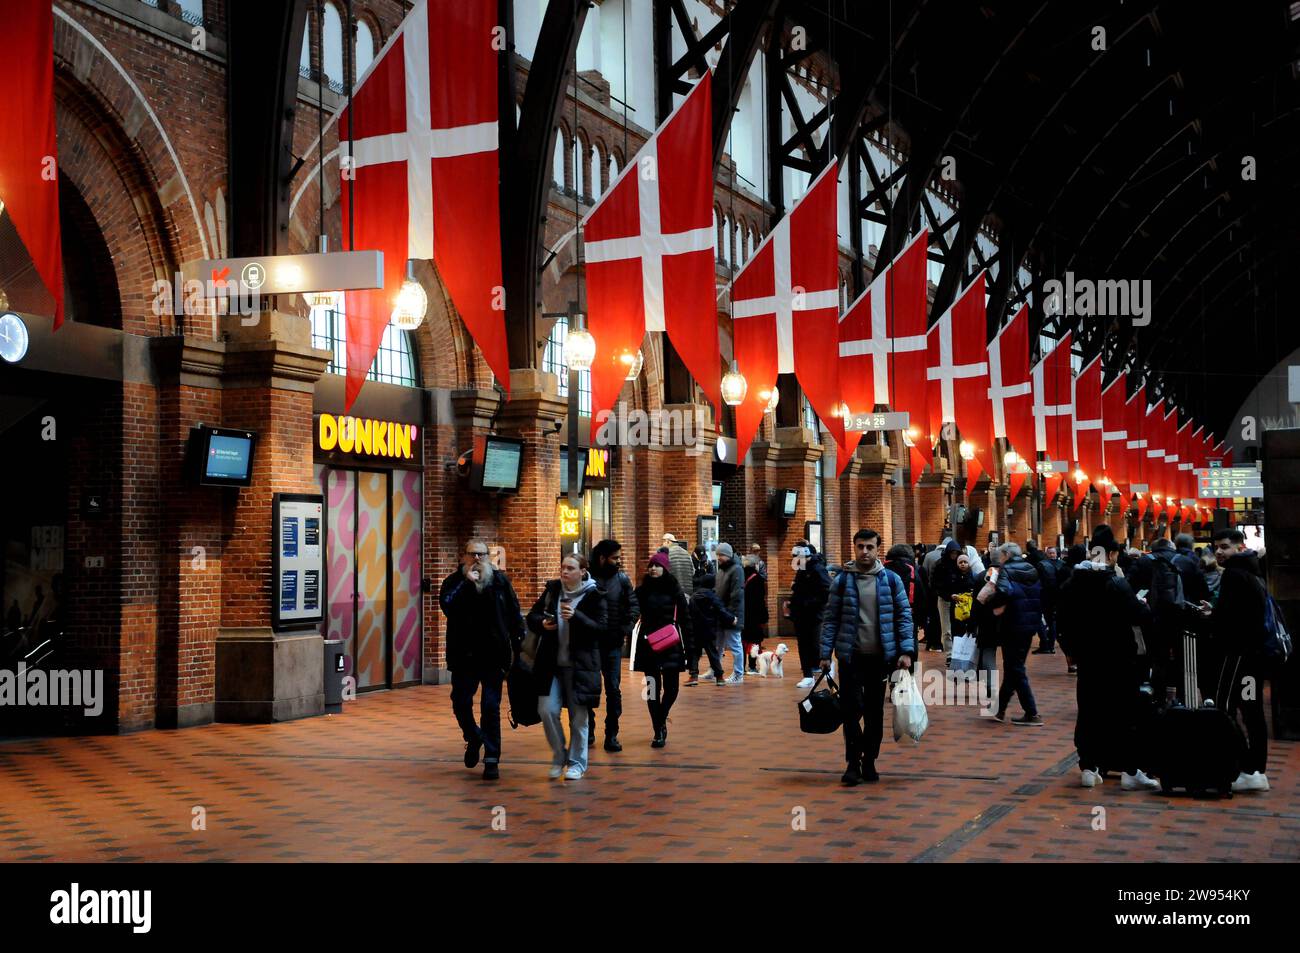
[556,576,599,667]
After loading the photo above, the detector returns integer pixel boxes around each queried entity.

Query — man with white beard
[439,539,524,780]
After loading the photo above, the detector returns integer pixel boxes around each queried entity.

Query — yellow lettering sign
[317,415,416,460]
[557,501,580,537]
[585,448,607,479]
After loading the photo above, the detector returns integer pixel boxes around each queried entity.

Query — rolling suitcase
[1151,631,1240,796]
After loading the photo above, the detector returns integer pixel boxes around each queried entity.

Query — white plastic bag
[950,634,977,672]
[891,670,929,743]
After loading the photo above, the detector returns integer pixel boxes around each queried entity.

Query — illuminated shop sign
[317,414,420,462]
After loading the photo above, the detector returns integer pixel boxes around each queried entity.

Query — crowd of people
[437,524,1276,795]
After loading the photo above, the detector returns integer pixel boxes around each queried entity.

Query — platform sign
[272,493,325,631]
[1197,467,1263,499]
[844,411,910,433]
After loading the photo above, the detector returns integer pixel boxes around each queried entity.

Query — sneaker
[1232,771,1270,793]
[604,736,622,752]
[651,726,667,748]
[1081,768,1103,788]
[841,763,862,786]
[1066,665,1078,675]
[861,761,879,783]
[714,676,725,685]
[992,710,1008,724]
[684,675,699,687]
[1121,770,1160,790]
[548,763,564,780]
[564,765,585,781]
[699,669,714,680]
[482,762,499,781]
[795,676,816,689]
[1011,714,1044,727]
[464,740,482,769]
[725,673,745,685]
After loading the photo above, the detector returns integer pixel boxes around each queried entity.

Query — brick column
[915,459,954,546]
[655,402,715,551]
[857,441,898,547]
[1041,489,1066,547]
[493,369,567,599]
[215,311,331,723]
[1007,486,1030,545]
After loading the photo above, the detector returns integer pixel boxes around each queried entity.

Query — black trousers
[1074,664,1140,775]
[795,620,820,677]
[1215,654,1269,775]
[839,653,889,767]
[645,669,681,729]
[590,643,622,739]
[687,628,723,677]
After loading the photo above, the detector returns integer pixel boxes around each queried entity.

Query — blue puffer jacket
[988,557,1043,642]
[819,563,915,665]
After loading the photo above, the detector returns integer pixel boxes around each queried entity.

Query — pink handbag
[646,606,681,653]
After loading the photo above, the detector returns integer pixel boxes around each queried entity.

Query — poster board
[697,515,719,558]
[272,492,325,632]
[804,521,823,554]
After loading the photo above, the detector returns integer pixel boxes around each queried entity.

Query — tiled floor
[1,650,1296,862]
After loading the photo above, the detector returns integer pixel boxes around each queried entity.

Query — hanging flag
[839,230,931,465]
[1163,404,1181,514]
[339,0,507,410]
[1032,333,1074,465]
[0,0,64,328]
[584,72,718,437]
[1101,371,1129,499]
[729,162,845,462]
[1073,354,1104,487]
[927,272,994,474]
[987,304,1036,467]
[1008,468,1029,503]
[1125,382,1148,494]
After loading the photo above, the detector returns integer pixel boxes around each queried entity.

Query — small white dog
[750,642,789,678]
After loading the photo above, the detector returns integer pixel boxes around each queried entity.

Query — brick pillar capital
[495,371,566,434]
[856,441,898,481]
[772,426,824,465]
[450,389,503,431]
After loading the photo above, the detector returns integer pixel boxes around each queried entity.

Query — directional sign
[844,411,910,433]
[1036,460,1068,474]
[1197,467,1263,498]
[181,250,384,296]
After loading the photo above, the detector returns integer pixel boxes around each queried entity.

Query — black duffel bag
[798,670,842,734]
[507,664,541,729]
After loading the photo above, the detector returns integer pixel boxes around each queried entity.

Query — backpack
[1259,583,1294,665]
[1147,555,1185,625]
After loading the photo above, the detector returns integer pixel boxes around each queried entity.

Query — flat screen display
[481,438,523,492]
[781,489,797,518]
[711,482,723,511]
[197,427,255,486]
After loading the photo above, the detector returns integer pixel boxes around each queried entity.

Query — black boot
[861,760,879,782]
[841,762,862,785]
[604,735,622,752]
[651,725,667,748]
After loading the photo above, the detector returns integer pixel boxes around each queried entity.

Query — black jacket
[1211,551,1268,658]
[790,550,832,632]
[592,564,640,648]
[439,568,524,673]
[1173,546,1210,605]
[690,576,730,648]
[1058,561,1150,670]
[1034,556,1060,611]
[884,556,926,616]
[634,573,692,673]
[525,580,608,707]
[985,557,1043,643]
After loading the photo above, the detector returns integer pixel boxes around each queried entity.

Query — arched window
[553,131,566,188]
[572,135,586,198]
[300,20,312,78]
[589,144,602,199]
[309,296,419,386]
[608,153,618,182]
[733,220,743,267]
[322,3,344,91]
[355,19,376,79]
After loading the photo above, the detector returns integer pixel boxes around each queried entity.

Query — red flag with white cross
[339,0,507,411]
[926,272,994,475]
[987,304,1036,468]
[1032,333,1074,465]
[838,230,931,465]
[583,72,719,439]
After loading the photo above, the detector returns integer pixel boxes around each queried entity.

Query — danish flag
[582,72,719,437]
[1070,354,1103,510]
[987,304,1035,466]
[339,0,506,410]
[1032,332,1074,465]
[730,162,845,461]
[838,230,931,466]
[1101,371,1129,505]
[926,271,993,476]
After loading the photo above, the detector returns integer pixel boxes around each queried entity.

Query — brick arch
[51,68,184,336]
[52,9,211,267]
[411,260,486,391]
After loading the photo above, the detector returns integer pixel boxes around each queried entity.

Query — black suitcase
[1151,631,1241,796]
[507,664,541,729]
